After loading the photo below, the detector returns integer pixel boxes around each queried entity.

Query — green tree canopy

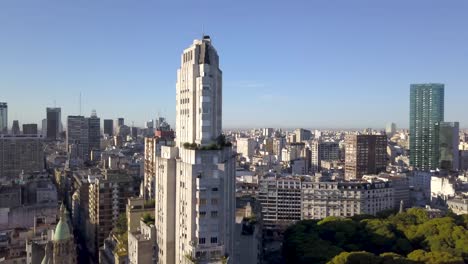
[282,209,468,264]
[407,250,464,264]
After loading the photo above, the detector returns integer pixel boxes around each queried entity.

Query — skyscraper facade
[175,37,222,148]
[0,134,44,179]
[103,119,114,136]
[345,134,387,180]
[104,119,114,136]
[87,111,101,154]
[117,118,124,127]
[11,120,20,135]
[42,118,47,136]
[436,122,459,171]
[47,107,62,140]
[23,124,38,135]
[67,116,89,161]
[154,36,235,264]
[409,84,444,170]
[0,102,7,133]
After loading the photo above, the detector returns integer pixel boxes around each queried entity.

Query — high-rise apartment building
[258,175,302,230]
[273,137,287,155]
[23,124,38,135]
[282,142,305,163]
[311,140,340,172]
[104,119,114,136]
[0,102,7,133]
[294,128,311,142]
[143,134,174,200]
[273,137,287,160]
[88,171,137,256]
[46,107,62,140]
[67,116,89,161]
[88,111,101,154]
[67,113,100,162]
[71,171,93,239]
[436,122,459,170]
[236,137,255,160]
[264,137,274,153]
[154,36,235,264]
[344,135,387,180]
[143,137,156,200]
[0,134,44,179]
[409,84,444,170]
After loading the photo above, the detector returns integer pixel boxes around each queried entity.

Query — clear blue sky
[1,0,467,129]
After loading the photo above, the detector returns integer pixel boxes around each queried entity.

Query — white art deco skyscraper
[176,36,222,148]
[154,36,235,264]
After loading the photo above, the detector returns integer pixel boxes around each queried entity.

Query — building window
[211,211,218,218]
[211,237,218,244]
[211,198,218,205]
[199,237,206,244]
[199,211,206,217]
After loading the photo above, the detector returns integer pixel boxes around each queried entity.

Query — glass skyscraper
[436,122,460,171]
[409,83,444,170]
[46,107,62,140]
[0,102,7,133]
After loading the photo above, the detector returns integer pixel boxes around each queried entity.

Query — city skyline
[1,0,468,128]
[1,23,468,264]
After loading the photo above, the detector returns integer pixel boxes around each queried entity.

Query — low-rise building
[99,234,127,264]
[447,198,468,215]
[363,174,410,209]
[128,218,156,264]
[126,197,155,234]
[302,180,394,219]
[234,197,262,264]
[259,174,395,229]
[431,176,456,203]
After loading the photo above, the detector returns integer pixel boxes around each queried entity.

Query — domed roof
[53,204,71,241]
[53,218,71,241]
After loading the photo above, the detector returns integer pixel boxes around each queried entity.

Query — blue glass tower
[409,83,444,170]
